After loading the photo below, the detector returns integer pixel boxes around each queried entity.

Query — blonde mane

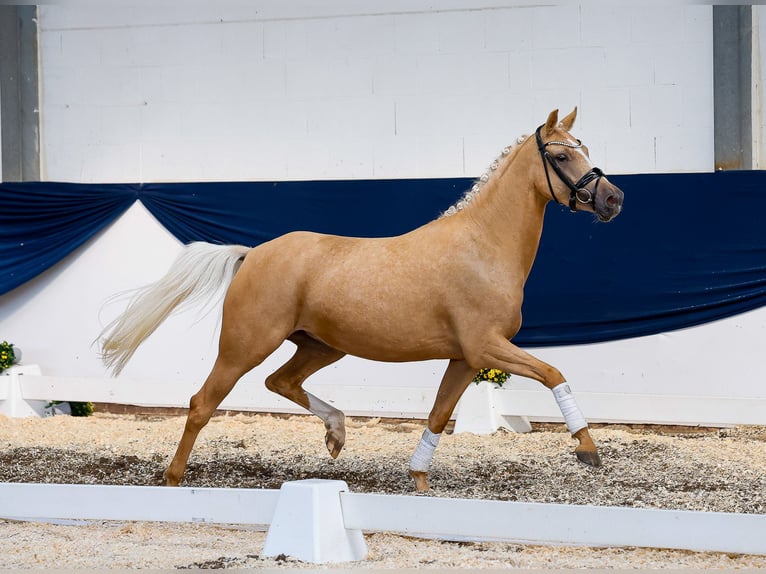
[441,134,529,218]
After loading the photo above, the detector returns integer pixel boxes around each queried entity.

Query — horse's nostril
[606,195,618,207]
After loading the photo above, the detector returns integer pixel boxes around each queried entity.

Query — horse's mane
[440,134,529,218]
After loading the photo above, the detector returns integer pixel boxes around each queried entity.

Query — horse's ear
[559,107,577,131]
[544,109,559,136]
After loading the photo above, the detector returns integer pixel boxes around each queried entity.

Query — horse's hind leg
[265,332,347,458]
[164,358,253,486]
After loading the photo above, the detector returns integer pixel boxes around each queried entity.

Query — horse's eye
[556,153,568,162]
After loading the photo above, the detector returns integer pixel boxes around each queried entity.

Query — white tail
[99,242,251,375]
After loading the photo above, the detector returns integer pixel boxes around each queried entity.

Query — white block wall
[38,2,715,182]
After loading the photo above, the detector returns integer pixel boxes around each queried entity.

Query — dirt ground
[1,410,765,569]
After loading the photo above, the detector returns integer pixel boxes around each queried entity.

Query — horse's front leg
[473,337,602,468]
[409,359,476,492]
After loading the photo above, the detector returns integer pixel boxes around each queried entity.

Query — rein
[535,125,604,212]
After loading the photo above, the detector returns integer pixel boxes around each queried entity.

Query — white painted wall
[37,3,714,182]
[7,3,764,416]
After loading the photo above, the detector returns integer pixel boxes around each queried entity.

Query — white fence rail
[1,480,765,561]
[3,365,766,428]
[3,365,766,430]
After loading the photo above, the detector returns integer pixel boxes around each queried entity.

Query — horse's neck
[464,152,549,281]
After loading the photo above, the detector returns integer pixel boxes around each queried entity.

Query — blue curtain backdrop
[2,171,765,347]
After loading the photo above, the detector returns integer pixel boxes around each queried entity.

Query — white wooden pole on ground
[1,480,765,561]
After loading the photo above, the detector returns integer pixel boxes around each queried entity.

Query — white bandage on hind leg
[409,427,441,472]
[551,383,588,435]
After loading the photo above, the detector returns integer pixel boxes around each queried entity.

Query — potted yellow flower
[0,341,18,374]
[472,368,510,386]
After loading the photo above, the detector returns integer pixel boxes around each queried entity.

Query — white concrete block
[285,133,376,180]
[205,137,290,181]
[507,51,532,91]
[531,47,605,91]
[605,130,656,174]
[485,8,534,52]
[285,58,373,98]
[630,6,687,45]
[59,29,103,67]
[531,4,582,49]
[262,479,367,564]
[100,106,143,144]
[72,65,144,107]
[604,43,654,88]
[415,52,509,96]
[630,84,684,132]
[435,11,486,53]
[40,65,78,106]
[653,40,711,88]
[73,143,141,183]
[219,21,265,61]
[656,129,714,173]
[372,134,464,179]
[139,102,185,145]
[144,24,225,67]
[394,95,444,138]
[284,137,334,180]
[372,135,423,178]
[42,104,100,146]
[263,20,307,60]
[229,60,287,100]
[580,4,632,47]
[140,140,208,182]
[235,99,308,140]
[303,16,395,57]
[393,13,439,54]
[372,57,421,96]
[160,65,219,105]
[683,5,714,44]
[580,88,631,135]
[305,97,393,140]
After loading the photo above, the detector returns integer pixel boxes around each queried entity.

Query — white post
[0,364,46,418]
[262,479,367,564]
[454,382,532,434]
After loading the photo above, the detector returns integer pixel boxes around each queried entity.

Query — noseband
[535,125,604,212]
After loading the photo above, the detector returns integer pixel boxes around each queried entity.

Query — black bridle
[535,125,604,212]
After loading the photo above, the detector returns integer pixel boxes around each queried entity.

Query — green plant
[472,368,510,386]
[70,401,94,417]
[46,400,95,417]
[0,341,16,373]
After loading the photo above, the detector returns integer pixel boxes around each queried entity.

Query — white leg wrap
[409,428,441,472]
[551,383,588,435]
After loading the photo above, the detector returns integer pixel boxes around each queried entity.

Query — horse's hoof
[325,431,345,459]
[575,449,602,467]
[163,470,181,487]
[409,469,430,492]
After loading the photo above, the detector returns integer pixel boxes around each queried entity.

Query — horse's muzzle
[594,180,624,222]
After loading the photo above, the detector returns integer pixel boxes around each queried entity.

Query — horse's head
[534,108,623,222]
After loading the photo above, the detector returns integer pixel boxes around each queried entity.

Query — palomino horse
[100,108,624,491]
